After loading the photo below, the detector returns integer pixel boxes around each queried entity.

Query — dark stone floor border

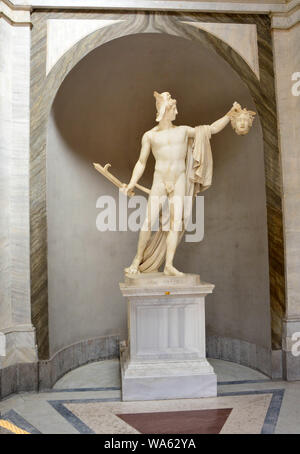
[2,409,42,434]
[0,334,119,400]
[219,388,284,434]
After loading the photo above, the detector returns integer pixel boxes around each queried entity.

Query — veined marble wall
[0,14,37,367]
[0,18,12,332]
[30,9,284,377]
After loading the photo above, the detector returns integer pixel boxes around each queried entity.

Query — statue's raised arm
[187,101,256,139]
[209,102,241,135]
[209,101,256,135]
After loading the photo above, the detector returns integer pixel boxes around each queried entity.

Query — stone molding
[272,4,300,29]
[0,324,35,334]
[0,0,31,26]
[2,1,300,32]
[7,0,300,15]
[0,327,37,369]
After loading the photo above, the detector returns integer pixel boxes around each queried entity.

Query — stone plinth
[119,273,216,401]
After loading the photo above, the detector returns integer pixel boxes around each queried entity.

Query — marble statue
[119,92,255,277]
[113,93,256,401]
[93,92,255,277]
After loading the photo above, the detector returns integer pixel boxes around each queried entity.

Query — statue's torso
[150,126,188,181]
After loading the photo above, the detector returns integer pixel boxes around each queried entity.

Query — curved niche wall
[47,33,270,370]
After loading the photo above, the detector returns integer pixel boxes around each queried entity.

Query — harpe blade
[93,163,150,196]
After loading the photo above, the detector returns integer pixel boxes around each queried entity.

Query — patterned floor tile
[47,388,283,434]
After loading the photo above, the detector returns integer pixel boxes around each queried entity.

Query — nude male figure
[122,91,239,276]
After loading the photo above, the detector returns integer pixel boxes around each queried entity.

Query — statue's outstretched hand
[228,102,241,116]
[233,101,241,110]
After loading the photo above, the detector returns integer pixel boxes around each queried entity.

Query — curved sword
[93,163,151,197]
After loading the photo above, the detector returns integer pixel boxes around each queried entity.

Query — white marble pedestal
[119,273,216,401]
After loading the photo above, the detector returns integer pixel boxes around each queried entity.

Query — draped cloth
[139,125,213,273]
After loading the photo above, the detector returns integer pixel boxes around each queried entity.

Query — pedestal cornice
[120,273,215,299]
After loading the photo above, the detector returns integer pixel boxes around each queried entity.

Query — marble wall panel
[10,25,31,326]
[46,18,124,74]
[180,21,259,78]
[0,19,13,330]
[0,16,37,367]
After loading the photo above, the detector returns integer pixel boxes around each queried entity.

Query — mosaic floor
[0,358,298,434]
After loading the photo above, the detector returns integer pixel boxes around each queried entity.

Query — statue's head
[230,108,256,135]
[154,91,178,122]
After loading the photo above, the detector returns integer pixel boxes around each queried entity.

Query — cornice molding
[271,4,300,29]
[6,0,300,15]
[2,1,300,32]
[0,0,300,30]
[0,0,31,26]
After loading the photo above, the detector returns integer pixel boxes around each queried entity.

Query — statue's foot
[164,265,184,277]
[125,259,140,275]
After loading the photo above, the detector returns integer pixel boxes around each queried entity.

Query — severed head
[229,102,256,135]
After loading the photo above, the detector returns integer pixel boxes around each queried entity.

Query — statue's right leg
[125,180,166,274]
[125,229,151,274]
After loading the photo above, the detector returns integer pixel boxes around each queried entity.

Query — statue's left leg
[164,173,185,277]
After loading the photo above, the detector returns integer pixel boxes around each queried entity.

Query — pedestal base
[120,273,216,401]
[120,348,217,401]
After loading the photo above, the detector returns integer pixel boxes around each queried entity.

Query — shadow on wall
[47,33,270,356]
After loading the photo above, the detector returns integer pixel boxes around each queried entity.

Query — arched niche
[30,13,285,377]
